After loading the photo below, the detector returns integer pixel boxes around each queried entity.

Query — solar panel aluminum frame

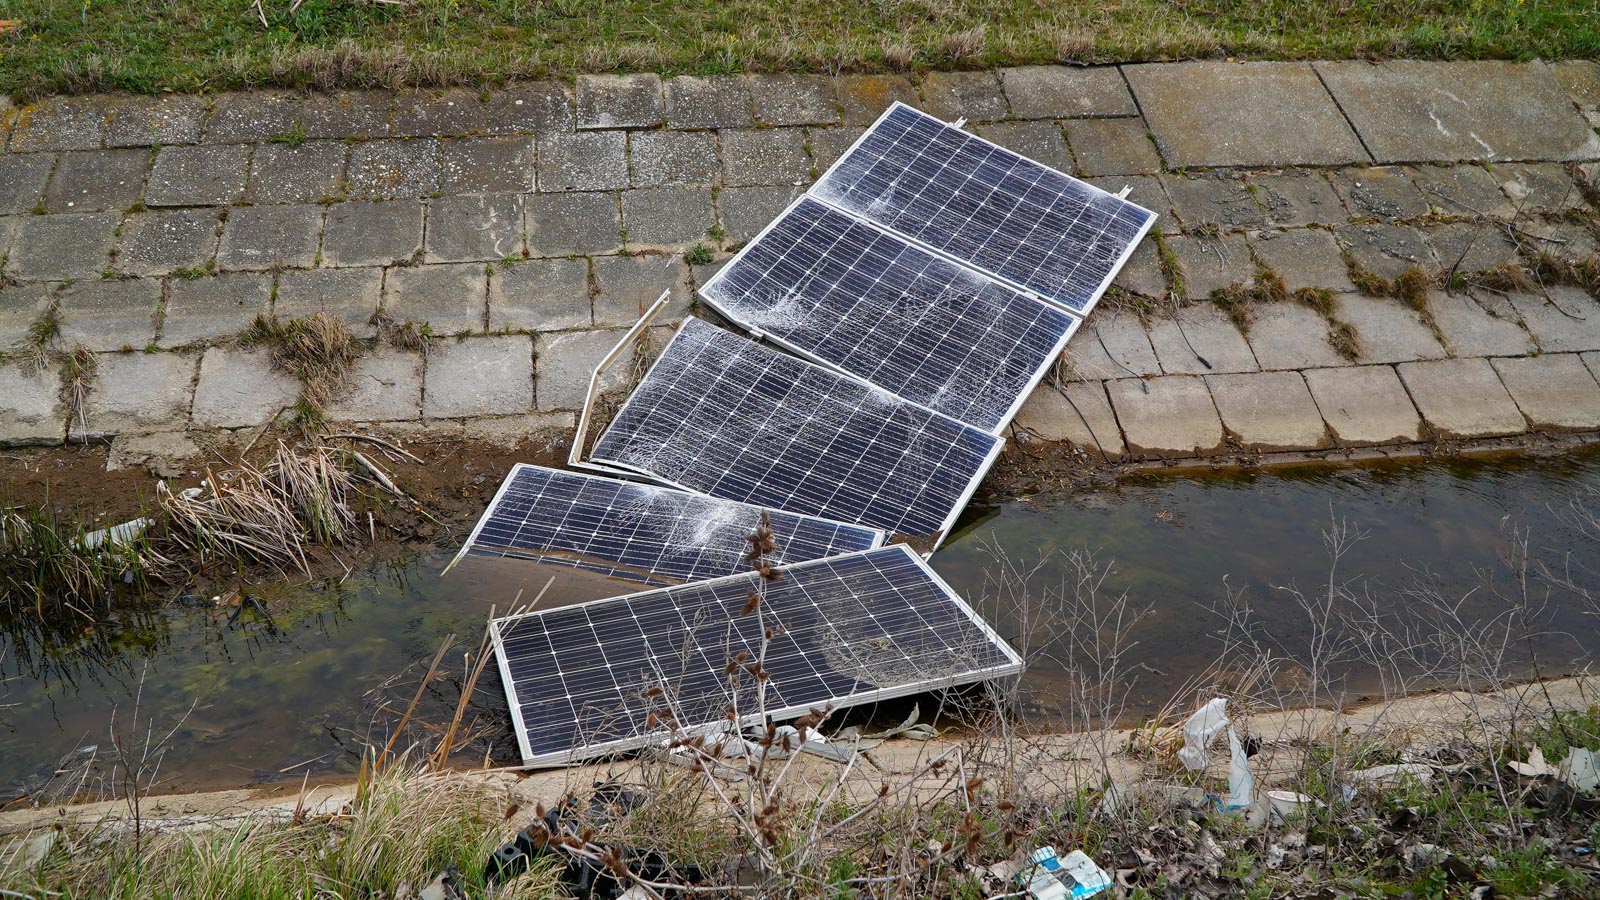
[809,101,1158,319]
[580,317,1008,551]
[695,193,1082,437]
[448,463,888,582]
[490,543,1024,768]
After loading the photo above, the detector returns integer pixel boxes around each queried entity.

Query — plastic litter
[1348,763,1436,788]
[1223,728,1253,811]
[1510,746,1598,791]
[1177,698,1229,771]
[1265,790,1321,820]
[1016,846,1112,900]
[78,517,153,550]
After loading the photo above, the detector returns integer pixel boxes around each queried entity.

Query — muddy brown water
[5,450,1600,799]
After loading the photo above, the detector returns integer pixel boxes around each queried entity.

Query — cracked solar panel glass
[697,197,1079,434]
[587,318,1003,544]
[492,544,1023,766]
[811,102,1156,314]
[452,464,885,586]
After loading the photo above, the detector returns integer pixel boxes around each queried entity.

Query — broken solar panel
[698,196,1079,434]
[452,464,885,586]
[585,317,1003,545]
[492,543,1023,766]
[811,102,1155,314]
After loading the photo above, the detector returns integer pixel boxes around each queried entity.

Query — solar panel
[585,317,1003,545]
[452,464,885,586]
[811,102,1156,314]
[491,543,1023,766]
[697,196,1079,434]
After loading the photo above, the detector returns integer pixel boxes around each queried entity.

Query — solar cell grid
[698,196,1079,434]
[811,102,1155,314]
[453,464,884,586]
[491,544,1023,766]
[587,317,1004,544]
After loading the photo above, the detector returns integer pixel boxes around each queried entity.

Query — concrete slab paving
[203,92,302,144]
[159,272,272,347]
[1491,353,1600,430]
[750,74,839,126]
[1161,173,1265,229]
[299,91,393,140]
[9,96,111,152]
[462,412,576,448]
[1315,60,1600,163]
[1063,118,1161,177]
[1165,233,1253,300]
[1303,365,1422,445]
[1508,287,1600,353]
[1251,229,1355,292]
[1000,66,1137,119]
[1333,293,1446,364]
[1334,223,1432,279]
[1124,61,1367,167]
[1494,163,1590,214]
[1013,381,1126,457]
[1207,371,1328,450]
[0,154,54,215]
[1246,302,1347,371]
[43,149,150,213]
[918,71,1009,122]
[1146,304,1258,375]
[1421,222,1519,274]
[576,75,663,130]
[391,89,485,137]
[424,335,534,418]
[8,212,119,280]
[191,348,299,428]
[244,141,348,204]
[489,257,592,332]
[629,131,719,187]
[977,120,1073,173]
[621,187,715,249]
[75,351,195,436]
[1062,310,1161,379]
[484,81,572,133]
[806,127,867,171]
[1329,166,1429,221]
[0,361,64,447]
[325,348,423,422]
[345,139,441,199]
[716,185,803,244]
[720,128,812,187]
[321,200,423,267]
[525,192,622,257]
[591,255,690,326]
[216,204,323,271]
[665,76,754,129]
[146,144,248,207]
[1408,164,1517,219]
[115,207,221,277]
[1106,375,1224,458]
[104,95,205,148]
[1425,290,1536,358]
[536,329,633,412]
[381,263,488,335]
[0,284,52,347]
[54,279,161,351]
[1249,171,1348,227]
[1397,357,1527,437]
[836,75,919,126]
[439,136,535,194]
[424,194,524,263]
[272,268,383,337]
[1111,239,1167,298]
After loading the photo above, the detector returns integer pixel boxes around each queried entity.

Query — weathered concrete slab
[629,131,719,187]
[245,141,348,204]
[1064,118,1161,177]
[1508,287,1600,353]
[536,130,628,192]
[203,92,302,144]
[299,91,393,140]
[272,269,383,337]
[977,120,1073,173]
[536,328,632,411]
[0,284,52,347]
[1014,381,1126,457]
[1063,310,1161,379]
[576,75,663,130]
[8,212,119,279]
[806,127,867,171]
[9,96,110,152]
[484,82,573,133]
[146,145,249,207]
[1494,163,1589,214]
[1426,290,1535,358]
[191,348,298,427]
[1397,357,1526,438]
[381,263,487,335]
[159,273,272,347]
[462,412,575,449]
[0,154,53,214]
[1165,233,1253,300]
[664,76,754,129]
[836,75,918,126]
[105,95,205,147]
[1332,293,1446,364]
[216,204,323,271]
[1111,239,1166,298]
[1491,354,1600,430]
[345,139,440,199]
[918,71,1009,122]
[1106,375,1224,458]
[325,348,422,422]
[43,149,150,213]
[439,136,535,194]
[1146,304,1258,375]
[526,192,622,257]
[55,279,161,351]
[1162,173,1265,229]
[751,74,839,126]
[622,187,715,249]
[424,335,534,418]
[1000,66,1136,119]
[1421,222,1518,274]
[1409,164,1516,219]
[424,194,524,263]
[720,128,811,187]
[1554,60,1600,109]
[1207,371,1328,450]
[716,185,803,244]
[0,361,64,447]
[322,200,424,267]
[1329,166,1429,221]
[592,255,690,326]
[106,430,201,474]
[116,208,221,277]
[1246,301,1346,371]
[489,258,592,332]
[1249,171,1347,227]
[75,351,195,436]
[392,89,486,137]
[1315,60,1600,163]
[1251,229,1355,292]
[1303,365,1422,445]
[1124,62,1366,167]
[1334,223,1432,279]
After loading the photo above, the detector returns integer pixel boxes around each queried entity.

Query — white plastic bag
[1177,698,1230,771]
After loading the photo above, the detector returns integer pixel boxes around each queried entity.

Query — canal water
[4,452,1599,797]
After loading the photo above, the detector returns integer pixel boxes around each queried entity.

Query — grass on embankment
[0,0,1596,99]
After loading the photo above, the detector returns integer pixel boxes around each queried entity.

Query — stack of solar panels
[464,103,1154,767]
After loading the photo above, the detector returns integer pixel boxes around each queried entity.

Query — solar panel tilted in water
[451,464,885,586]
[491,543,1024,767]
[585,317,1004,547]
[811,102,1156,314]
[697,196,1080,435]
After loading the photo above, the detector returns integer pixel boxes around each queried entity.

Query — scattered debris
[1510,745,1600,791]
[1347,762,1438,788]
[1016,846,1112,900]
[1177,697,1230,770]
[77,516,153,550]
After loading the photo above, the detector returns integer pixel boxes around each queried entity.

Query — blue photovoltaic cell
[697,197,1078,434]
[453,464,884,586]
[587,318,1003,543]
[492,544,1023,766]
[811,102,1155,313]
